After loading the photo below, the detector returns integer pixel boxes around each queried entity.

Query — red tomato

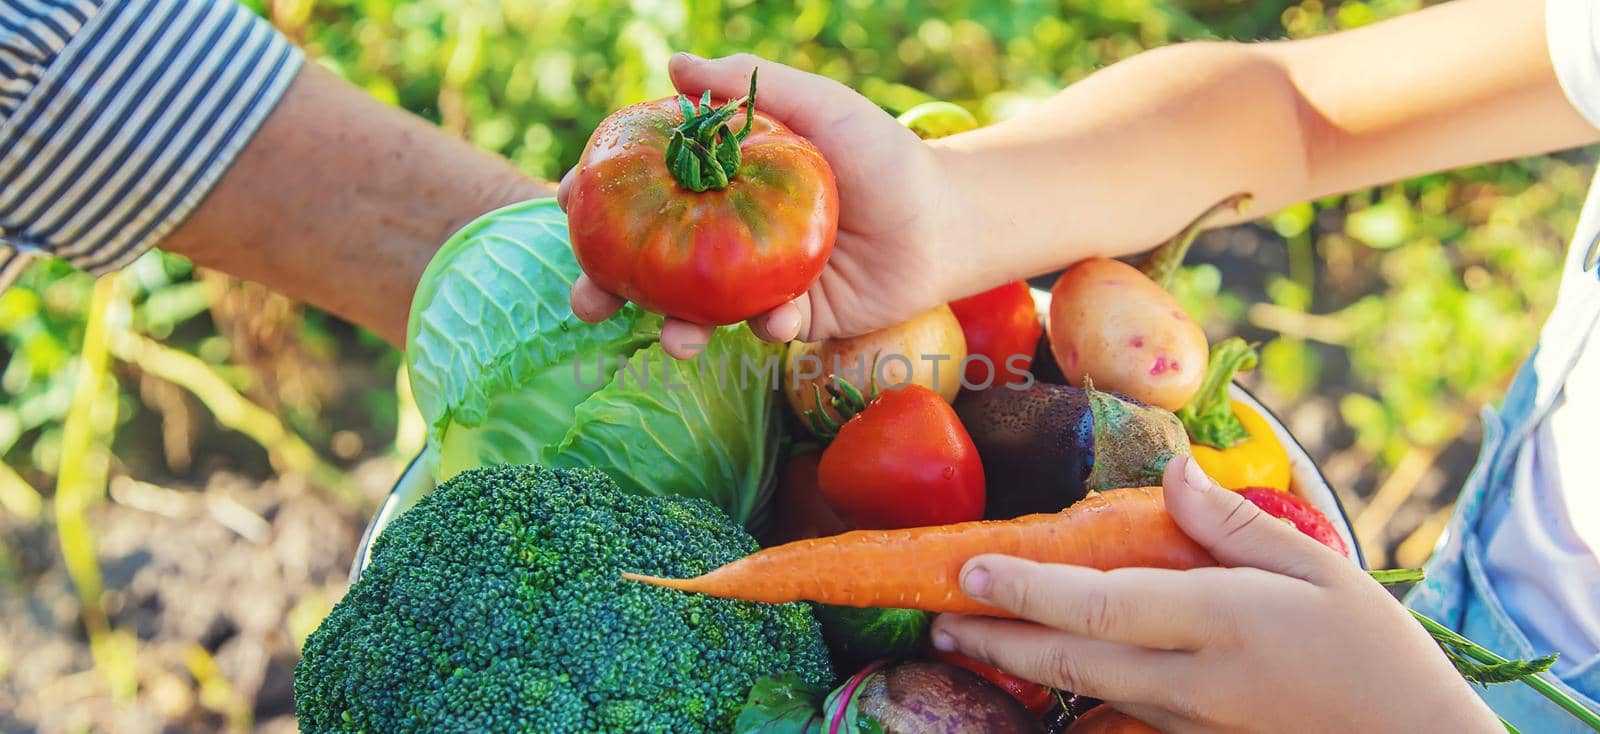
[566,77,839,325]
[928,649,1055,717]
[947,281,1043,388]
[816,385,985,529]
[768,450,850,544]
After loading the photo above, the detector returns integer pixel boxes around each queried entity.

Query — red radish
[1239,487,1350,557]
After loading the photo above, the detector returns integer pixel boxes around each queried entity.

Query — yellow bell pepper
[1189,399,1291,492]
[1177,338,1292,492]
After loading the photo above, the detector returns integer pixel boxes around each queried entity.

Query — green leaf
[1453,654,1559,686]
[540,325,784,527]
[1407,610,1600,731]
[814,606,931,671]
[820,663,888,734]
[406,199,655,439]
[895,100,979,140]
[409,198,784,527]
[1346,194,1414,250]
[734,674,827,734]
[1176,338,1258,449]
[1260,337,1320,401]
[1369,568,1426,586]
[1269,201,1315,238]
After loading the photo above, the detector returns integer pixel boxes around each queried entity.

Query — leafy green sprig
[1175,337,1259,449]
[1371,568,1600,732]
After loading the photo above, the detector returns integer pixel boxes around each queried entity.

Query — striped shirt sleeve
[0,0,303,291]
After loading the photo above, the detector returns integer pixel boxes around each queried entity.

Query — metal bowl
[350,381,1362,583]
[349,446,437,582]
[355,288,1363,581]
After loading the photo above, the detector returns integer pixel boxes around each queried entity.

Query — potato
[785,305,966,432]
[1047,258,1208,411]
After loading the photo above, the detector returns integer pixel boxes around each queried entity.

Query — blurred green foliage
[0,0,1587,724]
[286,0,1584,467]
[0,0,1591,510]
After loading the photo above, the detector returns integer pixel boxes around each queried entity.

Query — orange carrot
[624,486,1215,616]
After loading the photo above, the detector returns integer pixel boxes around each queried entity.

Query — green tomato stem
[667,71,758,192]
[804,374,874,441]
[1369,568,1427,585]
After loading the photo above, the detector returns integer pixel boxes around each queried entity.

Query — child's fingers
[957,555,1222,650]
[1162,455,1343,584]
[667,52,876,143]
[660,319,715,360]
[930,615,1190,707]
[570,274,625,323]
[571,275,717,359]
[749,298,805,344]
[556,167,575,211]
[1111,702,1195,734]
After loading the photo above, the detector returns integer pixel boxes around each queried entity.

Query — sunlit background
[1,0,1590,730]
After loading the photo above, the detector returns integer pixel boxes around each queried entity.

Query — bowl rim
[349,447,431,582]
[350,385,1366,584]
[1229,383,1366,568]
[356,289,1365,581]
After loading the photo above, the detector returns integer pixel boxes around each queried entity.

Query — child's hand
[930,456,1502,734]
[562,53,970,359]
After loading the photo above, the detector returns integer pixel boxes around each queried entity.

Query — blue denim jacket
[1407,212,1600,731]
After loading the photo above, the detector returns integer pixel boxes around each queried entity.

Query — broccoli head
[294,465,832,733]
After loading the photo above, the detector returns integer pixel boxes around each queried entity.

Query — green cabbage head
[405,198,784,526]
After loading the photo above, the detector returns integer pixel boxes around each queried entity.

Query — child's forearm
[931,41,1309,291]
[931,0,1597,296]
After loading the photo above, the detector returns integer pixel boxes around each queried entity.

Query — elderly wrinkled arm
[162,62,549,346]
[0,0,548,346]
